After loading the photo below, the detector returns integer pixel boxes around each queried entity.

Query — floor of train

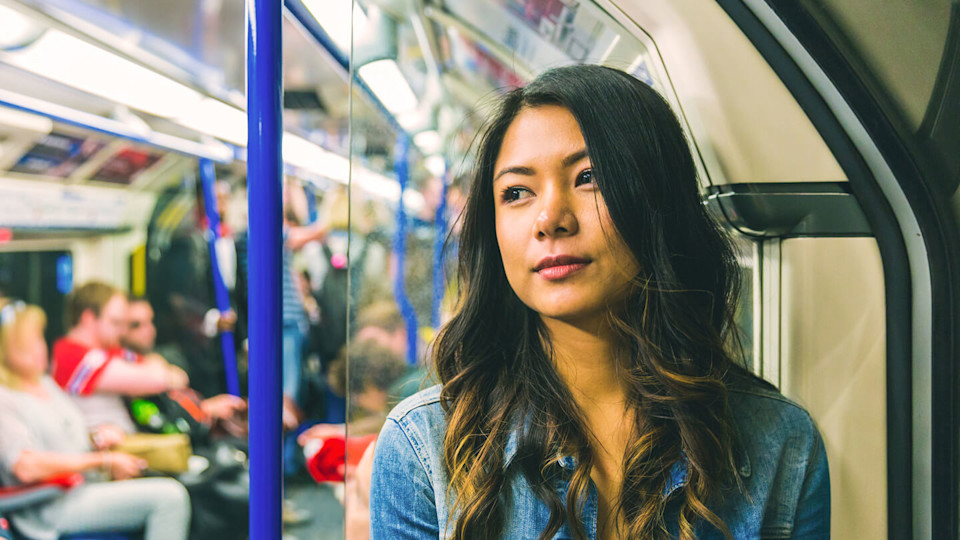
[283,480,344,540]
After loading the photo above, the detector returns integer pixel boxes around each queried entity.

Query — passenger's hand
[165,365,190,390]
[90,424,126,450]
[106,452,147,480]
[282,397,303,432]
[218,310,237,332]
[201,394,246,420]
[141,353,169,367]
[297,423,345,446]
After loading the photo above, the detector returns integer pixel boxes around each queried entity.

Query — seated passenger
[51,282,189,433]
[0,300,190,540]
[123,297,245,428]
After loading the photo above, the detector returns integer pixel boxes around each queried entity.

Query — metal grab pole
[393,135,419,365]
[198,158,241,396]
[247,0,283,538]
[431,165,449,329]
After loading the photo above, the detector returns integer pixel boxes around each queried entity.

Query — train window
[0,249,71,345]
[798,0,953,133]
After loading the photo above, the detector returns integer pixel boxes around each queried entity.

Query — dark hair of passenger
[433,65,745,540]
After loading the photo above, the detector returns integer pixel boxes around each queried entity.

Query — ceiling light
[0,89,232,162]
[283,133,350,181]
[301,0,368,53]
[425,155,446,177]
[1,29,203,118]
[174,98,247,146]
[413,130,441,154]
[0,4,44,51]
[357,59,417,115]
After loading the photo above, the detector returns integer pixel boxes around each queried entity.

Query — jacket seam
[387,388,443,421]
[388,416,437,483]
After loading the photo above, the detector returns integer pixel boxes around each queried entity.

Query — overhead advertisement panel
[445,0,620,67]
[90,146,163,185]
[8,131,105,178]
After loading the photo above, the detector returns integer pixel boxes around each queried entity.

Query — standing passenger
[369,65,829,539]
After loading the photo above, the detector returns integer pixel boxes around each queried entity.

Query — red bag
[306,434,376,483]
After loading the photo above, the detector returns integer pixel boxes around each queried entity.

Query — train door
[711,2,960,539]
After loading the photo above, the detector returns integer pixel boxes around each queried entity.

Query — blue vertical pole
[247,0,283,538]
[198,159,240,396]
[392,135,419,365]
[431,166,449,329]
[304,182,318,224]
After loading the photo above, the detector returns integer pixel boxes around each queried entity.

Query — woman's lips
[534,255,590,280]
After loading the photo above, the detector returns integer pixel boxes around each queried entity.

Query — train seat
[0,473,140,540]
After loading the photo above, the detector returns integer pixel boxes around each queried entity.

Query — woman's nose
[535,186,578,238]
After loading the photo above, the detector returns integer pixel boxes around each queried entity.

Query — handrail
[198,158,241,396]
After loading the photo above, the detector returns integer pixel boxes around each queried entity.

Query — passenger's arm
[285,221,330,251]
[12,450,146,483]
[94,360,188,396]
[369,418,439,539]
[11,450,102,484]
[792,428,831,539]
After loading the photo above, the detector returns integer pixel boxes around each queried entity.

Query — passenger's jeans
[282,319,307,478]
[282,319,306,404]
[51,477,190,540]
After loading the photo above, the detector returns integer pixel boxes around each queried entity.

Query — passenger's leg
[52,477,190,540]
[282,320,305,404]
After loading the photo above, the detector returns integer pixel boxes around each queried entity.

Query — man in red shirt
[52,281,189,432]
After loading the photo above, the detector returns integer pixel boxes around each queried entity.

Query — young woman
[0,301,190,540]
[369,65,829,539]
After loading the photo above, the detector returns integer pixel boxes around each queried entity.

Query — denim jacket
[370,380,829,539]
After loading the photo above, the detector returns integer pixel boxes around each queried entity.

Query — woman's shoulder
[377,385,448,482]
[387,384,444,422]
[724,370,824,458]
[726,371,817,428]
[383,384,447,448]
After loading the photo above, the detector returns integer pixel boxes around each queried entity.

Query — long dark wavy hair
[434,64,745,539]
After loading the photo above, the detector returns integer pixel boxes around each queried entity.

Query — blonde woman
[0,301,190,540]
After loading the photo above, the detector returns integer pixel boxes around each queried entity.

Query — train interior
[0,0,958,538]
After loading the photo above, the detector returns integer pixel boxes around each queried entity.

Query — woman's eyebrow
[561,148,589,168]
[494,149,589,183]
[493,165,535,183]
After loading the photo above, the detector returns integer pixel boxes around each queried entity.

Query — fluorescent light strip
[301,0,368,53]
[0,24,412,206]
[0,88,232,162]
[0,4,42,50]
[175,98,248,147]
[1,29,203,118]
[413,130,441,154]
[357,59,418,114]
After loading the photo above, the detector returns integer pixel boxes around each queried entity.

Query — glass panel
[780,237,887,537]
[800,0,952,131]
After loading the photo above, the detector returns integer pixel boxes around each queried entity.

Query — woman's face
[4,320,48,382]
[493,105,640,326]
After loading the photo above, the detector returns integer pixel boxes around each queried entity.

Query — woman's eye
[500,186,532,203]
[575,168,594,186]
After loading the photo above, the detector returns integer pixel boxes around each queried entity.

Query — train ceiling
[0,0,862,199]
